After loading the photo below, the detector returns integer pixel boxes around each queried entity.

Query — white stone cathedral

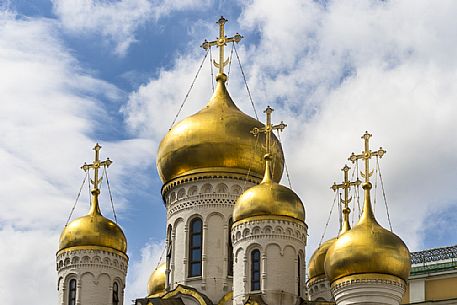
[56,17,411,305]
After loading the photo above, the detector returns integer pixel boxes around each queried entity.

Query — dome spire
[201,16,243,79]
[81,143,113,216]
[331,165,361,234]
[347,131,386,223]
[251,106,287,183]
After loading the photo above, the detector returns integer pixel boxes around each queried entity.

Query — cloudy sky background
[1,0,457,304]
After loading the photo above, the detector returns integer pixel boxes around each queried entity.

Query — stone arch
[169,192,176,202]
[93,256,101,264]
[242,228,250,237]
[216,183,228,193]
[103,257,111,265]
[177,188,186,199]
[188,185,198,196]
[274,226,283,234]
[205,211,225,223]
[263,225,273,234]
[71,256,80,264]
[252,226,261,235]
[231,184,242,195]
[200,183,212,194]
[82,256,90,263]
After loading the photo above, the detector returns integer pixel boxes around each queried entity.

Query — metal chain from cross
[81,143,113,192]
[201,16,243,76]
[250,106,287,157]
[331,165,361,233]
[348,131,386,184]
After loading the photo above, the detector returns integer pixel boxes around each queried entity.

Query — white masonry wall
[56,248,128,305]
[331,279,406,305]
[231,218,307,305]
[307,277,333,301]
[163,177,256,304]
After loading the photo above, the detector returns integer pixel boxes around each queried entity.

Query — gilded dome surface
[147,262,166,297]
[156,75,284,184]
[233,160,304,223]
[324,183,411,283]
[308,238,336,281]
[59,193,127,254]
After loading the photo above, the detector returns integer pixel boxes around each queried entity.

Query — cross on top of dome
[200,16,243,77]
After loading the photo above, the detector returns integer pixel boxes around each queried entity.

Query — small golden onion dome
[147,262,166,298]
[156,74,284,184]
[233,157,304,223]
[59,190,127,254]
[308,238,336,281]
[308,206,351,281]
[324,182,411,284]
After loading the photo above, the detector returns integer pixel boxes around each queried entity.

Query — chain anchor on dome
[201,16,243,80]
[81,143,113,214]
[331,165,361,235]
[348,131,386,185]
[251,106,287,181]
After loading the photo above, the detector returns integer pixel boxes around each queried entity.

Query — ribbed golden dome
[324,183,411,284]
[157,74,284,184]
[233,158,304,223]
[59,190,127,254]
[147,262,166,298]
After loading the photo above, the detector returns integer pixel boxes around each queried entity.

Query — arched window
[188,218,202,277]
[166,224,172,288]
[68,279,76,305]
[251,250,261,291]
[227,218,233,276]
[112,282,119,305]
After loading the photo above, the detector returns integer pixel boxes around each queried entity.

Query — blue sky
[1,0,457,304]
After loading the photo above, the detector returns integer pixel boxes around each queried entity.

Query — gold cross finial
[201,16,243,77]
[331,165,361,234]
[348,131,386,184]
[81,143,113,192]
[250,106,287,157]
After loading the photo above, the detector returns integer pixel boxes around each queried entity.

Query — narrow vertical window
[189,218,202,277]
[297,255,301,297]
[112,282,119,305]
[227,218,234,276]
[251,250,261,291]
[68,279,76,305]
[166,225,172,288]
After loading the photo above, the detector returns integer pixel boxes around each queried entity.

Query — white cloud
[125,240,165,302]
[124,0,457,261]
[0,11,153,304]
[52,0,212,55]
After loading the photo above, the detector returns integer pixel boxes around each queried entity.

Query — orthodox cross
[81,143,112,191]
[331,165,361,231]
[348,131,386,184]
[201,16,243,76]
[250,106,287,155]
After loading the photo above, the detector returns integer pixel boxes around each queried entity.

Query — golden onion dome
[308,205,352,281]
[156,74,284,184]
[324,182,411,284]
[233,157,304,223]
[59,190,127,254]
[147,262,166,298]
[308,238,336,281]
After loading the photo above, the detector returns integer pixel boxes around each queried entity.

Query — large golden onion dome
[324,182,411,284]
[156,74,284,184]
[233,156,304,223]
[147,262,166,298]
[59,190,127,254]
